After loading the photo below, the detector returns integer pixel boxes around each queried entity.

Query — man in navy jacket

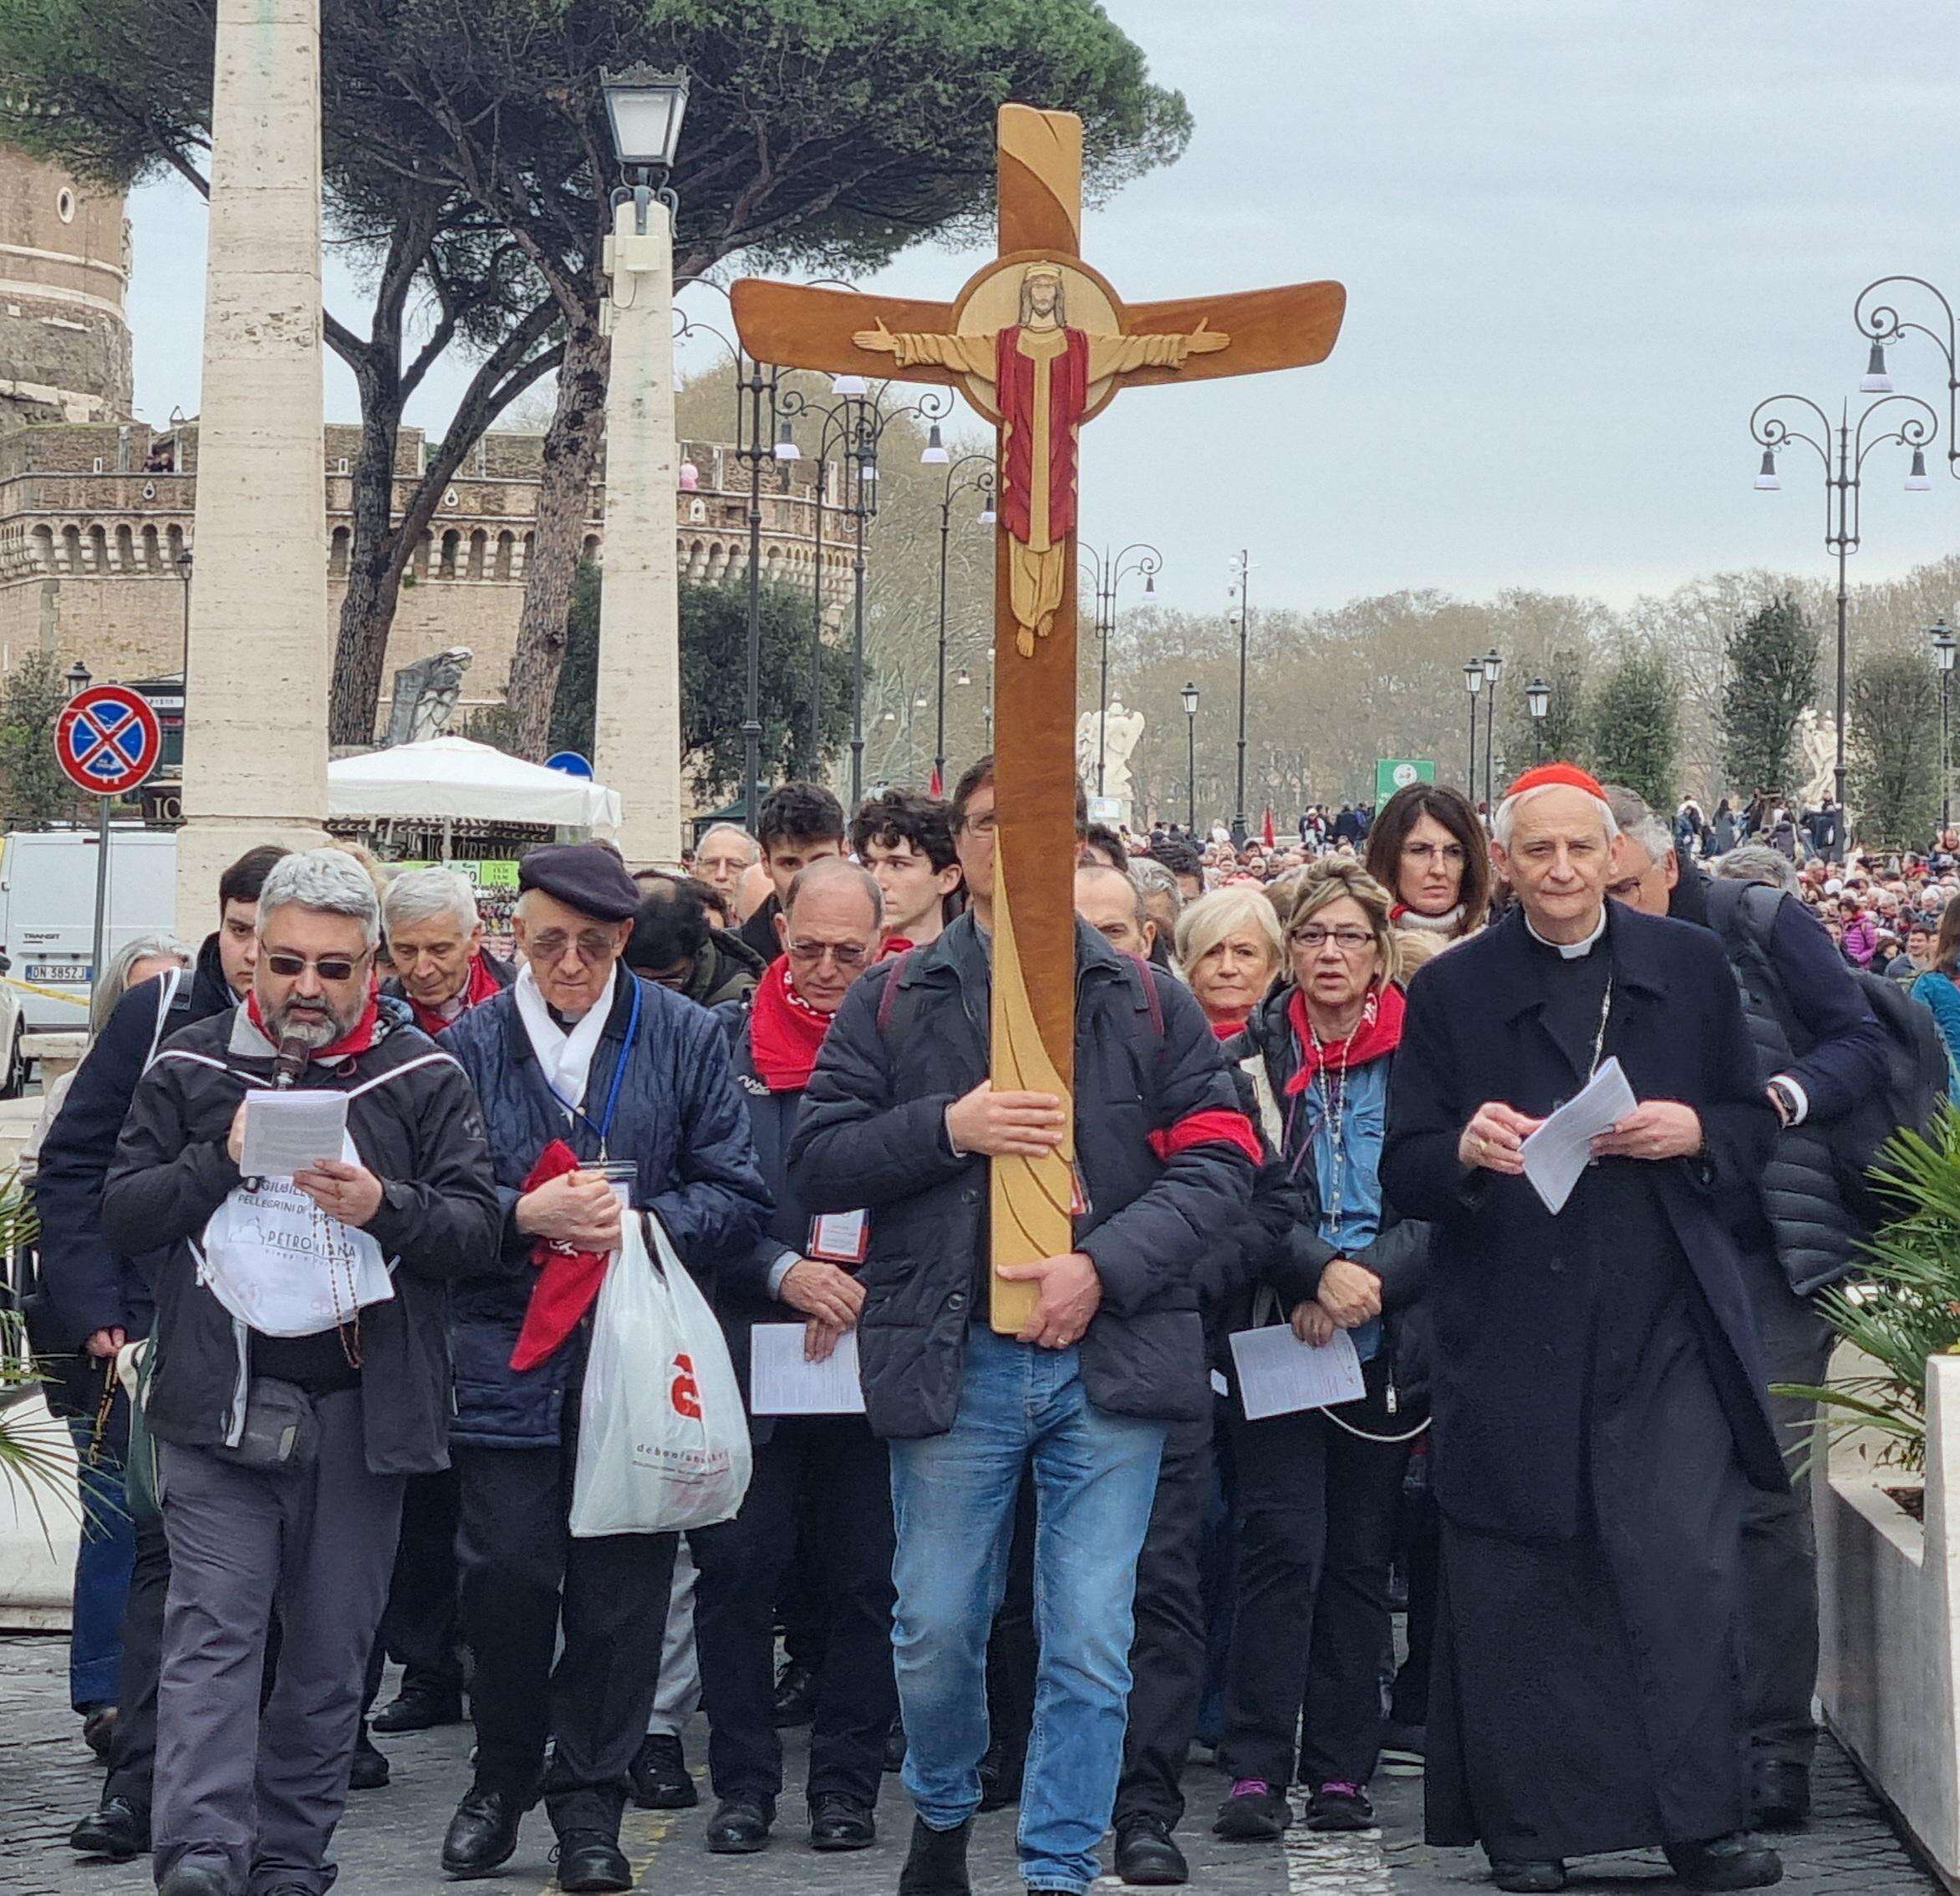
[790,757,1257,1896]
[439,844,768,1893]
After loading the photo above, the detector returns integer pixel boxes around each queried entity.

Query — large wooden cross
[734,104,1345,1331]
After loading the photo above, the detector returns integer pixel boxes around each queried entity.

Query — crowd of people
[21,752,1943,1896]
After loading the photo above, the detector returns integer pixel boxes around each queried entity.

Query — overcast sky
[124,0,1960,623]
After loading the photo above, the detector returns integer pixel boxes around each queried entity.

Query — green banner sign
[1373,758,1436,803]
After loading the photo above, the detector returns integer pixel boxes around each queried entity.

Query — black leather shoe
[629,1732,698,1809]
[706,1796,775,1853]
[443,1785,526,1878]
[898,1816,972,1896]
[771,1658,815,1727]
[1751,1761,1811,1831]
[70,1794,149,1860]
[810,1795,876,1851]
[1665,1833,1784,1891]
[349,1723,389,1791]
[158,1867,230,1896]
[373,1686,465,1734]
[1115,1815,1189,1886]
[1489,1860,1567,1893]
[555,1827,632,1893]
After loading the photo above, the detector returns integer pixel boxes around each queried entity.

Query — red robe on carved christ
[996,324,1088,548]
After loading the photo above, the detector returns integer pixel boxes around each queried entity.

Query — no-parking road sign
[55,686,163,797]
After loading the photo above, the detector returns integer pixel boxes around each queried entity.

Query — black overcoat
[1380,903,1785,1543]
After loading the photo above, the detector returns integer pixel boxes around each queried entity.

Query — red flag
[929,764,944,797]
[1261,806,1276,849]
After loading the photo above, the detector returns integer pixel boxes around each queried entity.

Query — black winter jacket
[440,971,771,1449]
[101,1007,502,1475]
[788,915,1256,1440]
[33,934,236,1350]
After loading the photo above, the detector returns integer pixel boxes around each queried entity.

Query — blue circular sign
[543,751,594,779]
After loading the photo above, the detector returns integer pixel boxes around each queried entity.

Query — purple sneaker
[1214,1778,1291,1841]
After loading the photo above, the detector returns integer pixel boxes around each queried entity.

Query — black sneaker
[1214,1779,1291,1840]
[1306,1781,1374,1831]
[1379,1722,1426,1776]
[628,1732,698,1809]
[1664,1833,1784,1892]
[348,1724,389,1792]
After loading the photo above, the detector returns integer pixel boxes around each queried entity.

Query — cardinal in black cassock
[1382,763,1787,1896]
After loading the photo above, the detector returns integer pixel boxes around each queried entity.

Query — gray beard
[267,1000,350,1047]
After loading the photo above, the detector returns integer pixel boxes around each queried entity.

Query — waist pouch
[209,1377,320,1471]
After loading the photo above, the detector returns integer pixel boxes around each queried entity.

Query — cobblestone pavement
[0,1637,1937,1896]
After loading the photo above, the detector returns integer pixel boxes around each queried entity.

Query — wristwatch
[1766,1078,1800,1128]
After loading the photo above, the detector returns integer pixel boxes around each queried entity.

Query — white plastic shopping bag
[569,1210,752,1537]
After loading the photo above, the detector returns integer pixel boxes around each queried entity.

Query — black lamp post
[1463,660,1484,795]
[1181,680,1199,831]
[1480,647,1503,809]
[1749,391,1936,838]
[1229,550,1251,843]
[1856,277,1960,483]
[776,380,953,802]
[1526,674,1550,762]
[1080,542,1163,798]
[935,454,995,792]
[1934,617,1957,830]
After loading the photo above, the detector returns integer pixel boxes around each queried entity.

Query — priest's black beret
[517,843,642,922]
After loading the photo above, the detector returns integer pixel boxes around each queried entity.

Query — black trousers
[104,1507,171,1814]
[1219,1357,1408,1792]
[379,1465,464,1698]
[1115,1412,1214,1830]
[691,1415,897,1807]
[1737,1247,1836,1771]
[1389,1445,1439,1729]
[454,1439,677,1837]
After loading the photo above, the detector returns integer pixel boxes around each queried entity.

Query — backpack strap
[143,967,184,1073]
[1123,952,1167,1040]
[874,950,917,1040]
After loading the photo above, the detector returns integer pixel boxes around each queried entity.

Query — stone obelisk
[174,0,330,938]
[591,196,683,866]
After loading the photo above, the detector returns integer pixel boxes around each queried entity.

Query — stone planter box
[1817,1349,1959,1888]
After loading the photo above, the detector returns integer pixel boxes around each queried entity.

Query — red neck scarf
[1284,981,1404,1096]
[1210,1016,1250,1042]
[244,989,380,1064]
[750,956,833,1092]
[406,953,502,1037]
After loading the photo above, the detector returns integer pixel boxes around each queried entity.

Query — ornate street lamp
[1181,680,1199,832]
[1463,659,1484,795]
[1526,675,1550,762]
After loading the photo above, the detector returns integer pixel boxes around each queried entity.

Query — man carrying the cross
[1381,765,1787,1893]
[791,757,1258,1896]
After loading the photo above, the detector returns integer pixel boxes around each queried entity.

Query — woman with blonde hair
[1213,857,1432,1845]
[1173,887,1285,1039]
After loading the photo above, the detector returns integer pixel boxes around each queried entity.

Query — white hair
[697,823,759,862]
[1492,782,1620,851]
[383,866,480,938]
[1601,785,1672,866]
[1714,845,1801,895]
[257,849,381,948]
[91,934,193,1038]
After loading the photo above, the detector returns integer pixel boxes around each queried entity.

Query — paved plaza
[0,1638,1936,1896]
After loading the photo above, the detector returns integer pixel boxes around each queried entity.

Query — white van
[0,828,179,1068]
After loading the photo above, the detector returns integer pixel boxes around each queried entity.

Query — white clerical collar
[1525,905,1607,960]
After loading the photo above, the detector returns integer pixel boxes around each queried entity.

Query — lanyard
[541,975,642,1157]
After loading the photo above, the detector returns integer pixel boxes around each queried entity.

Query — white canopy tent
[327,736,622,833]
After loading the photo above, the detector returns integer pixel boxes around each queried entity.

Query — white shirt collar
[1524,904,1607,960]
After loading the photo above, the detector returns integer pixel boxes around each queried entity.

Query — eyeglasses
[264,951,366,982]
[1404,841,1466,864]
[961,810,998,835]
[1290,925,1376,955]
[527,929,620,965]
[787,939,870,970]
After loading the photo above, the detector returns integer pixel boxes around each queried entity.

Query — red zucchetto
[1501,761,1607,803]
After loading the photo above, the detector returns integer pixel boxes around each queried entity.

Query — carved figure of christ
[732,104,1344,1332]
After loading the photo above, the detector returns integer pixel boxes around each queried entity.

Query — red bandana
[405,953,502,1037]
[509,1139,606,1373]
[1283,981,1405,1096]
[750,956,833,1093]
[1502,760,1606,803]
[1210,1017,1249,1042]
[244,989,379,1064]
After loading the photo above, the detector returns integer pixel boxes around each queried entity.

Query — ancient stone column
[174,0,329,939]
[591,196,683,866]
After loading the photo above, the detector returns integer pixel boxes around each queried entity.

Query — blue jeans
[67,1415,136,1711]
[888,1326,1168,1893]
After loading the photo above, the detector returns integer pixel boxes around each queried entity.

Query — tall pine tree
[1849,650,1940,848]
[1720,594,1818,798]
[1589,650,1678,812]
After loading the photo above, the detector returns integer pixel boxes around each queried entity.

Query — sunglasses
[264,951,366,982]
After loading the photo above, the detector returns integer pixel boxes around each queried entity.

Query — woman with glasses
[1213,859,1432,1845]
[1364,783,1491,950]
